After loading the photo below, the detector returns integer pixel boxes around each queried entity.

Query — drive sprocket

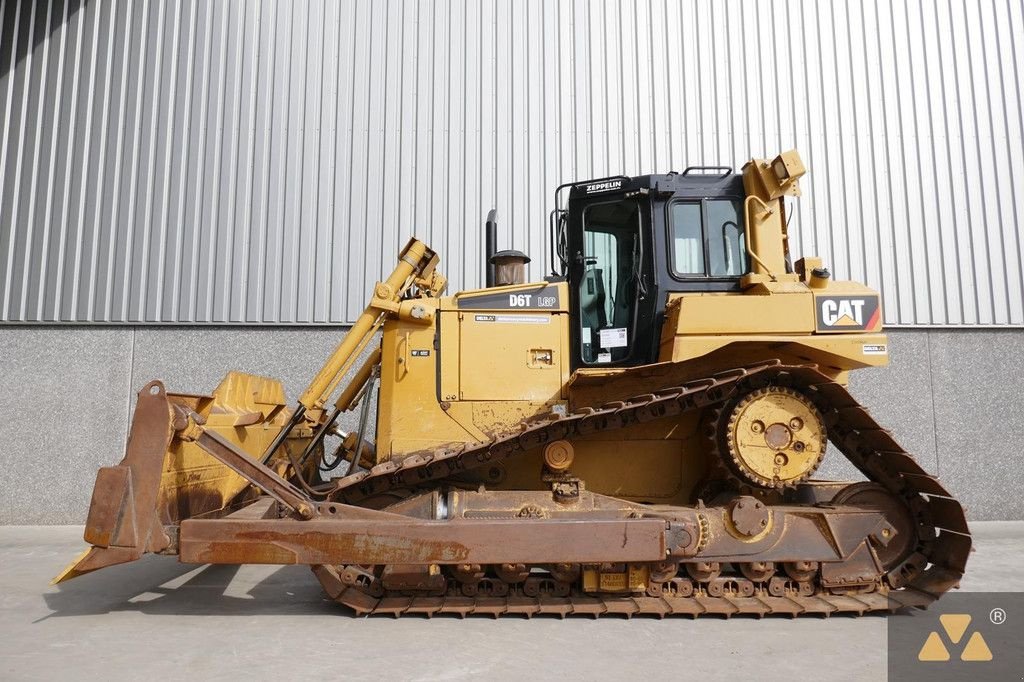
[718,386,827,489]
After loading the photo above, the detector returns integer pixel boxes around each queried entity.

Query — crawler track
[316,362,971,617]
[314,564,937,618]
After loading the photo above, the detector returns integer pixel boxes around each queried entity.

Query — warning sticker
[862,343,888,356]
[597,352,612,363]
[496,315,549,324]
[599,327,628,348]
[475,314,550,325]
[582,327,592,344]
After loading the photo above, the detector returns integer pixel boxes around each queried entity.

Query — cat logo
[822,299,865,327]
[815,295,881,333]
[917,614,993,662]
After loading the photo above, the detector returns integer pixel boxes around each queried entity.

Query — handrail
[743,195,777,281]
[682,165,732,177]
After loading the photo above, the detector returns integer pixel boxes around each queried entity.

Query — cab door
[568,197,657,370]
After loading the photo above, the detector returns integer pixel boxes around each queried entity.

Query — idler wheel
[832,483,918,572]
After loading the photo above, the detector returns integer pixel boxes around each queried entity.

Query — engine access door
[443,284,569,402]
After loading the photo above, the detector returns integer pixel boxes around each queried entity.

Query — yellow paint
[51,547,94,585]
[664,290,815,335]
[726,387,825,487]
[376,282,572,460]
[455,310,566,402]
[582,563,649,593]
[376,318,481,458]
[157,371,301,522]
[142,150,896,525]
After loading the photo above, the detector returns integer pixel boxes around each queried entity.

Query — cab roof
[567,170,745,200]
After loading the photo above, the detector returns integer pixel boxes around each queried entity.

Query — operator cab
[550,168,749,371]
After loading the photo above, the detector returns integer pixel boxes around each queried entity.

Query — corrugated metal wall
[1,0,1022,325]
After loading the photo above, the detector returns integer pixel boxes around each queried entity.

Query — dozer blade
[53,380,175,584]
[56,371,310,584]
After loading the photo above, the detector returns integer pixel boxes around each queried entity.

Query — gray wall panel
[0,326,132,525]
[2,0,1023,325]
[0,326,1019,523]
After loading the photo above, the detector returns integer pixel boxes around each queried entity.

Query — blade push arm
[259,238,445,464]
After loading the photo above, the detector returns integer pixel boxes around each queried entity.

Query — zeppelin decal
[815,295,881,332]
[582,179,623,194]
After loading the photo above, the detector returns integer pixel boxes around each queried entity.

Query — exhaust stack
[484,209,530,286]
[485,209,498,287]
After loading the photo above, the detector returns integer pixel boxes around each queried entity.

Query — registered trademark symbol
[990,607,1006,625]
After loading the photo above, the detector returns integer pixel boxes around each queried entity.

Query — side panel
[496,430,708,505]
[377,282,572,460]
[658,284,889,372]
[663,335,890,374]
[666,291,815,335]
[457,311,566,402]
[376,319,479,461]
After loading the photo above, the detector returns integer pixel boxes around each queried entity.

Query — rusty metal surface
[728,497,770,537]
[53,381,175,583]
[176,492,891,567]
[179,516,669,565]
[314,563,937,619]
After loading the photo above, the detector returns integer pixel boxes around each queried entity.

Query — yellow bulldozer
[56,151,969,617]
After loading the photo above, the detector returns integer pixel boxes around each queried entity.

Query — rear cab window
[669,199,747,279]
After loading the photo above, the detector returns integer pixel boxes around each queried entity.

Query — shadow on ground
[41,557,340,619]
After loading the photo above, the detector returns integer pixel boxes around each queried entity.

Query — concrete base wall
[1,327,1020,523]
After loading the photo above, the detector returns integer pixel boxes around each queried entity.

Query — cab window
[578,200,641,365]
[669,199,747,278]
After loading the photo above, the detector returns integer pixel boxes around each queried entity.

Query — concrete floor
[1,523,1021,682]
